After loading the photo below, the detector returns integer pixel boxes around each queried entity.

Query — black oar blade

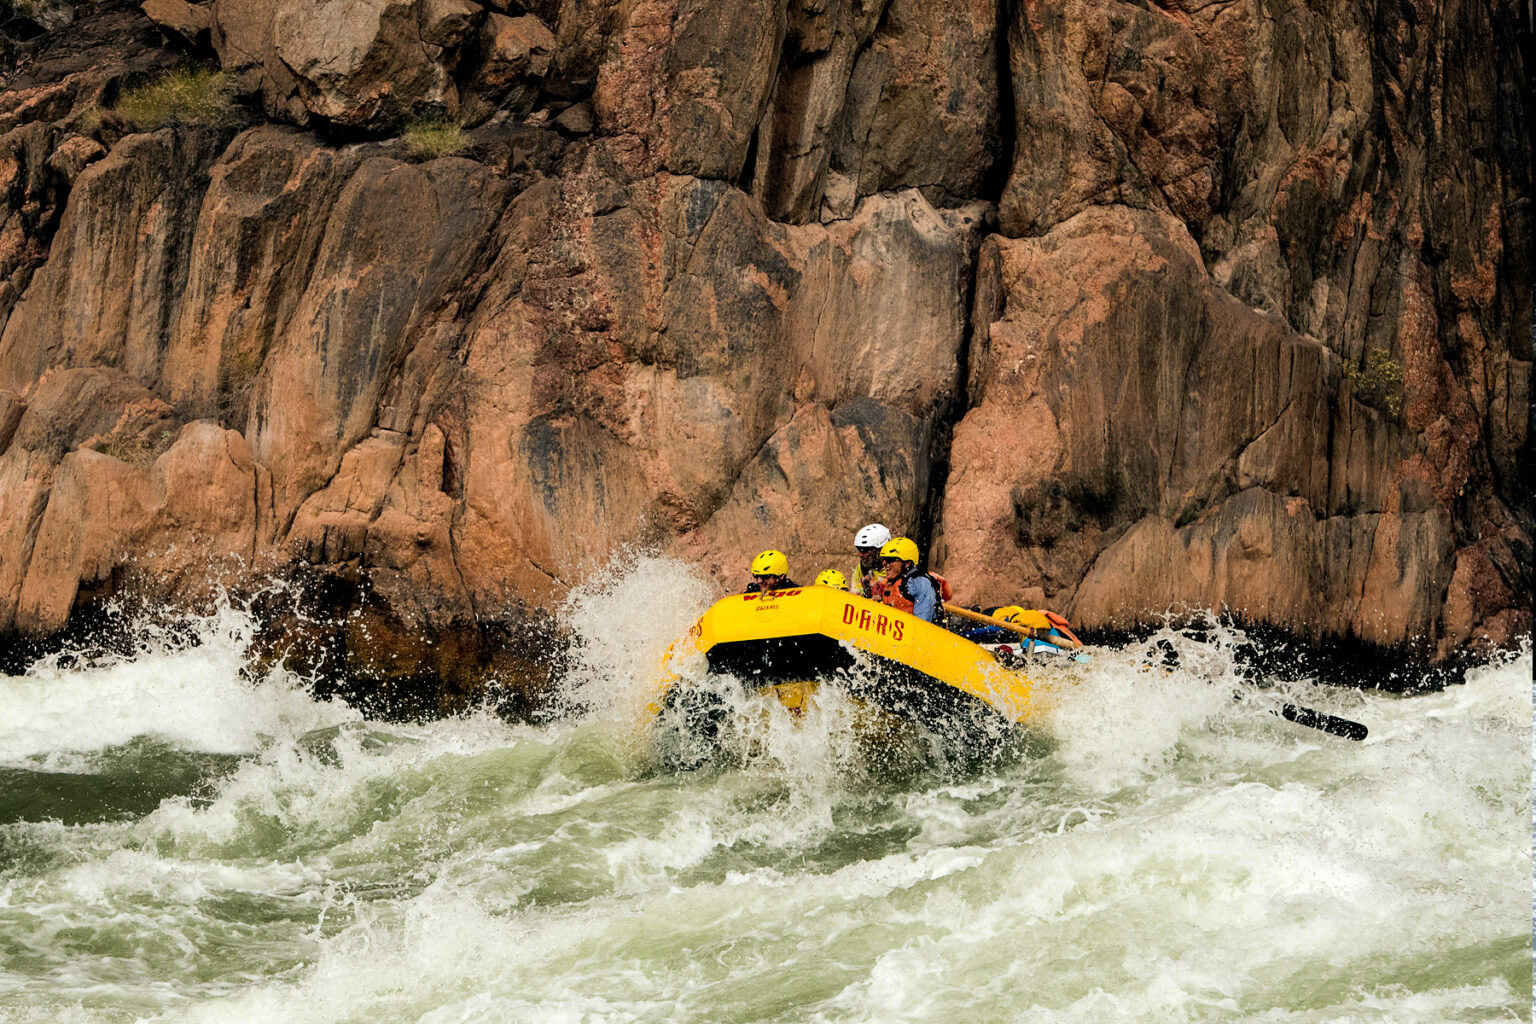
[1278,702,1369,741]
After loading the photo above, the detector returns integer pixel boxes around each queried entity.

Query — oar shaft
[1234,689,1370,741]
[1278,701,1369,741]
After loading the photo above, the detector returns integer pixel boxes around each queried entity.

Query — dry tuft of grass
[1344,347,1404,418]
[402,117,468,158]
[115,68,238,130]
[87,428,177,467]
[71,105,106,136]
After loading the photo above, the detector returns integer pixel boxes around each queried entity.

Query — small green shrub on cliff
[1175,496,1208,529]
[402,117,468,158]
[1344,348,1404,418]
[115,68,238,130]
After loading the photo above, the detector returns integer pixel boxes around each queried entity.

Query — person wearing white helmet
[852,523,893,601]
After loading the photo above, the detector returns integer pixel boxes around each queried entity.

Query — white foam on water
[1,569,1528,1024]
[1035,619,1252,793]
[0,598,355,766]
[54,846,326,903]
[129,709,571,863]
[162,882,658,1024]
[805,644,1533,1023]
[557,551,720,725]
[165,622,1532,1020]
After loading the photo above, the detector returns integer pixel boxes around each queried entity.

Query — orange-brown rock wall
[0,0,1527,694]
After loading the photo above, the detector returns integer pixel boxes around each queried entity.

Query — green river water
[0,560,1529,1023]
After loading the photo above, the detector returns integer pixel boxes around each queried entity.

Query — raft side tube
[655,588,1039,726]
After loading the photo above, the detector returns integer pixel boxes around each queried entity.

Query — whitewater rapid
[0,560,1529,1023]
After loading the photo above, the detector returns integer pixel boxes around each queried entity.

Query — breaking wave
[0,559,1528,1022]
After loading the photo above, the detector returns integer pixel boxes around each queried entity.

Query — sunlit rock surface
[0,0,1527,696]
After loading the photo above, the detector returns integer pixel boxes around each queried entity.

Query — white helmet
[853,523,892,550]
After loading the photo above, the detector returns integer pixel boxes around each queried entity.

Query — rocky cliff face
[0,0,1528,699]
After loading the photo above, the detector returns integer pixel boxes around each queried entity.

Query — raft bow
[652,588,1055,759]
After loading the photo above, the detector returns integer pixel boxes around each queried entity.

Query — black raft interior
[697,636,1016,744]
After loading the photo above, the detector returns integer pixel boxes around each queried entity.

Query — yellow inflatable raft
[652,586,1044,760]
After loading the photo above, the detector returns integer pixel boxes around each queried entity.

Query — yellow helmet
[751,549,789,577]
[993,605,1027,623]
[814,569,847,589]
[878,536,920,564]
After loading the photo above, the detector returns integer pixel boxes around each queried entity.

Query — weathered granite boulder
[999,0,1232,239]
[458,12,554,124]
[140,0,210,46]
[940,204,1528,652]
[213,0,484,129]
[446,156,981,616]
[0,0,178,335]
[243,152,509,521]
[0,128,224,393]
[821,0,1002,218]
[745,0,1002,224]
[0,366,173,632]
[159,126,360,423]
[590,0,785,179]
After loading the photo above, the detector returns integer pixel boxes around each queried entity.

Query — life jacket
[1041,609,1081,647]
[882,570,953,615]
